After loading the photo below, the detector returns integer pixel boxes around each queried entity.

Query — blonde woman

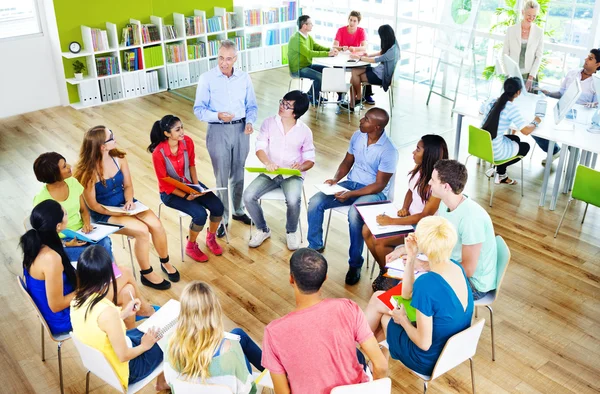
[164,281,264,393]
[74,126,177,290]
[364,216,474,377]
[503,0,544,92]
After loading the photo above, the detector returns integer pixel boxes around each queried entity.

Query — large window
[0,0,42,39]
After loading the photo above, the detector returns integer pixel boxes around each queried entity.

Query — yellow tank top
[70,296,129,389]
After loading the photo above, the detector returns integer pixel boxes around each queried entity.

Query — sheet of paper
[102,201,149,215]
[314,183,349,195]
[354,203,414,236]
[138,299,181,351]
[184,183,226,193]
[62,223,123,243]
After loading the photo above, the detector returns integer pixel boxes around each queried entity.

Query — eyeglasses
[279,99,294,111]
[104,130,115,144]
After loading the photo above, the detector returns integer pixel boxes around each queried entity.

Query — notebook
[376,283,417,322]
[245,167,302,176]
[102,201,149,216]
[161,177,225,195]
[60,222,124,244]
[385,255,428,280]
[314,183,349,195]
[354,201,414,239]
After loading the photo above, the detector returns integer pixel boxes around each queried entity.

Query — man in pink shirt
[262,248,388,394]
[243,90,314,251]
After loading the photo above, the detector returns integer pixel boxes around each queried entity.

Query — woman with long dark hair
[363,135,448,291]
[341,24,400,111]
[148,115,225,262]
[74,126,177,290]
[480,77,540,184]
[70,246,168,392]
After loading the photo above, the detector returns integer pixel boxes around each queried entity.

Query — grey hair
[219,39,238,55]
[523,1,539,11]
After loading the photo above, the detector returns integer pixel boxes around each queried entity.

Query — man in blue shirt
[307,108,398,285]
[194,40,258,237]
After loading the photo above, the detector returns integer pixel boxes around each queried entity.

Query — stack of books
[246,32,262,49]
[122,48,142,71]
[233,35,245,51]
[281,26,294,43]
[265,30,279,46]
[165,42,185,63]
[225,12,238,29]
[286,2,297,21]
[96,56,119,77]
[163,25,177,40]
[121,24,140,47]
[185,16,205,36]
[206,16,224,33]
[146,70,161,93]
[262,8,280,24]
[91,28,109,51]
[244,9,261,26]
[141,24,160,44]
[187,41,207,60]
[207,40,220,57]
[143,46,164,68]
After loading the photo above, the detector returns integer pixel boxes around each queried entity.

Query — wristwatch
[530,120,539,128]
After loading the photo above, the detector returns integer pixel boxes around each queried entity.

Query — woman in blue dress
[364,216,474,376]
[74,126,177,290]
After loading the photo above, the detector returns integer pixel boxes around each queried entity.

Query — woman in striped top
[480,77,541,185]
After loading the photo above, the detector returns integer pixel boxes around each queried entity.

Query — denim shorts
[365,66,383,85]
[127,328,163,385]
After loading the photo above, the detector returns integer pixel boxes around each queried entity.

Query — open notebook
[60,222,123,244]
[354,201,414,239]
[102,201,149,216]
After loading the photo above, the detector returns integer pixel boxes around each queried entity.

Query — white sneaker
[485,167,496,178]
[249,229,271,248]
[541,151,561,166]
[286,231,300,251]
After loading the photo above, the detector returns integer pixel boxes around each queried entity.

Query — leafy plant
[73,60,86,74]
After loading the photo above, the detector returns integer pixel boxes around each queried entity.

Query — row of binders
[189,61,209,84]
[166,63,191,89]
[265,30,280,46]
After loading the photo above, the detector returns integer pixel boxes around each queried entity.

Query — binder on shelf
[133,73,141,96]
[177,63,187,87]
[138,71,147,95]
[105,78,113,102]
[111,77,122,99]
[99,79,107,102]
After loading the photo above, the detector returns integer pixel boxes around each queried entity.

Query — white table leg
[550,146,568,211]
[454,114,464,160]
[539,140,555,207]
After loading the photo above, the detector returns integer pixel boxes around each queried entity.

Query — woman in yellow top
[70,246,168,391]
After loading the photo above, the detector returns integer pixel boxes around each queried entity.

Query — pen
[128,290,138,311]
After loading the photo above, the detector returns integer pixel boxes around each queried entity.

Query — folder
[244,167,301,176]
[376,283,417,322]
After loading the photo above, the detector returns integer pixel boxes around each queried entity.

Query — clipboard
[245,167,302,176]
[354,200,414,239]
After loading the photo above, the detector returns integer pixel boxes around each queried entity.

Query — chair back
[468,125,495,163]
[24,214,32,231]
[494,235,511,293]
[571,165,600,207]
[71,334,125,393]
[171,379,234,394]
[387,171,397,202]
[430,318,485,381]
[322,67,348,93]
[330,377,392,394]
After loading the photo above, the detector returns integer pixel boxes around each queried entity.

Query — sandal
[140,267,171,290]
[495,173,517,185]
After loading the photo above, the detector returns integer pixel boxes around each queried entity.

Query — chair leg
[158,202,163,218]
[299,218,303,243]
[487,305,495,361]
[121,234,125,249]
[58,341,64,394]
[423,381,428,394]
[288,79,292,92]
[302,188,308,213]
[520,160,524,197]
[370,256,377,279]
[554,199,572,238]
[366,250,369,270]
[470,358,476,394]
[489,176,495,207]
[316,92,321,120]
[464,155,471,166]
[223,220,230,244]
[179,216,184,262]
[582,203,589,224]
[127,237,136,279]
[324,210,332,248]
[85,371,91,394]
[40,323,45,362]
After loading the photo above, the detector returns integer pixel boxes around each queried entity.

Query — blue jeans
[160,188,224,228]
[532,136,560,155]
[468,277,491,301]
[64,235,113,262]
[243,174,303,233]
[307,180,386,268]
[127,328,164,385]
[293,64,326,101]
[230,328,264,373]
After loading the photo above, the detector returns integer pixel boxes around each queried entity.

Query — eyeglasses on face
[279,99,294,111]
[104,130,115,144]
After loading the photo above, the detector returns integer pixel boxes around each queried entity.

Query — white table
[452,95,600,210]
[312,53,370,69]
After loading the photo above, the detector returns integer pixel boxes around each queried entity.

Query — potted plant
[73,60,86,80]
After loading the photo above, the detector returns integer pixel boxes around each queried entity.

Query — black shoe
[140,267,171,290]
[372,270,400,292]
[217,223,227,238]
[161,263,180,282]
[308,245,325,253]
[338,102,355,113]
[345,267,361,285]
[232,213,252,225]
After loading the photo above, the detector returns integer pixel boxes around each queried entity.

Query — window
[0,0,41,39]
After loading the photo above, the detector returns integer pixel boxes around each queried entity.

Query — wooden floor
[1,67,599,393]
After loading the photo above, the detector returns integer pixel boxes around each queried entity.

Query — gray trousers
[206,122,249,224]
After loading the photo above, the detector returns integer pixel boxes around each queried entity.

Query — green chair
[554,165,600,238]
[465,125,524,207]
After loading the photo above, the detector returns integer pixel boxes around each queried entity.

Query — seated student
[21,200,154,336]
[148,115,224,263]
[74,126,177,290]
[307,107,398,285]
[243,91,314,250]
[480,77,540,185]
[262,248,388,394]
[33,152,114,261]
[164,281,264,394]
[364,135,448,292]
[341,25,400,112]
[365,216,474,377]
[537,48,600,164]
[288,15,338,104]
[70,246,167,392]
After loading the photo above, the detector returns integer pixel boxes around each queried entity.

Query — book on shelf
[266,29,280,46]
[141,24,161,44]
[233,36,244,51]
[206,15,224,33]
[165,42,186,63]
[281,26,294,44]
[146,70,161,93]
[286,2,297,21]
[208,57,218,69]
[244,9,261,26]
[185,15,205,36]
[208,40,220,57]
[163,25,178,40]
[262,8,280,24]
[96,56,119,77]
[122,48,142,72]
[225,12,238,29]
[247,32,262,49]
[121,24,140,47]
[187,41,206,60]
[143,45,164,69]
[90,28,109,51]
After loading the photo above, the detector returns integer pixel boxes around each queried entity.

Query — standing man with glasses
[194,40,258,238]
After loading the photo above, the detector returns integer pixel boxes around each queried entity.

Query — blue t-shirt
[347,130,398,197]
[386,262,474,376]
[480,99,527,161]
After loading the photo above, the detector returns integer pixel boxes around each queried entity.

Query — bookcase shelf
[61,2,297,109]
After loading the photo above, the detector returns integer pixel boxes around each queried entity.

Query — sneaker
[485,167,496,178]
[365,95,375,105]
[185,241,209,262]
[286,231,300,251]
[541,151,561,166]
[206,231,223,255]
[249,229,271,248]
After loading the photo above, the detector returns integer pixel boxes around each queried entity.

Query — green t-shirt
[438,196,497,292]
[33,177,85,237]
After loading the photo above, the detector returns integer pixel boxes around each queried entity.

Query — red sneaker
[206,231,223,255]
[185,241,208,262]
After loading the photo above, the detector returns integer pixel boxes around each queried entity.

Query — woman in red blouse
[148,115,225,262]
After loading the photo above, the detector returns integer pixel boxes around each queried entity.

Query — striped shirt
[480,99,526,161]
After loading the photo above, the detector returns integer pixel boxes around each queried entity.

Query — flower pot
[74,73,83,80]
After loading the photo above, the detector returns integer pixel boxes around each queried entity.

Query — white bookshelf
[61,2,298,109]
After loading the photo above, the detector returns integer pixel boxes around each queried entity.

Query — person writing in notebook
[307,107,398,285]
[262,249,388,394]
[148,114,225,262]
[243,91,314,250]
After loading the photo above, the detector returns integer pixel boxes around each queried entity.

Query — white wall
[0,0,66,119]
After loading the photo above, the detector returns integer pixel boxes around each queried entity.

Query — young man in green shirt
[288,15,338,104]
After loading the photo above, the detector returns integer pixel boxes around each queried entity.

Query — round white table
[312,53,370,69]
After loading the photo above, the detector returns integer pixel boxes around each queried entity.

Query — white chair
[71,334,163,393]
[171,379,233,394]
[317,67,354,123]
[330,377,392,393]
[473,235,511,361]
[157,203,229,262]
[288,74,315,105]
[17,276,70,394]
[358,78,395,117]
